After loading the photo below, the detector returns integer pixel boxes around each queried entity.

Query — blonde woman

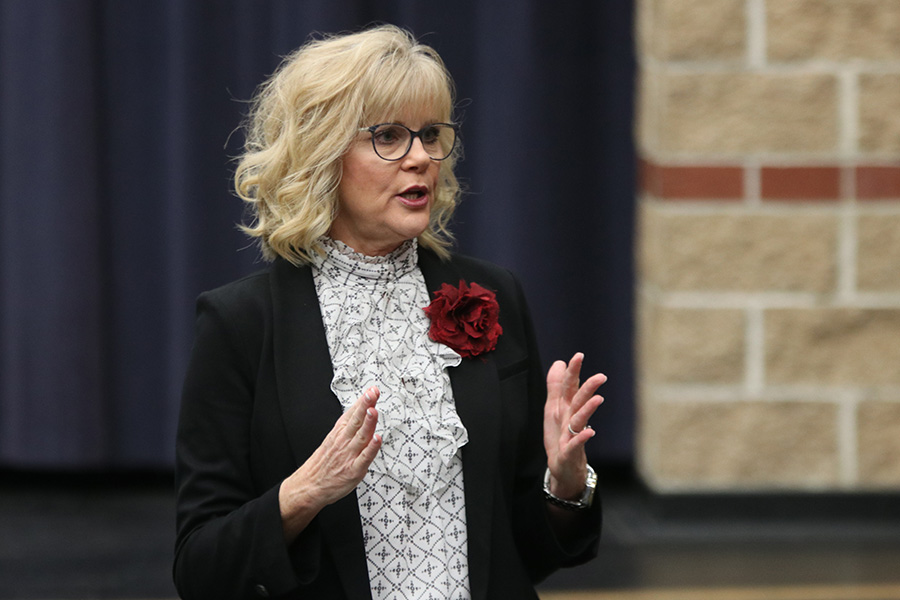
[174,24,605,600]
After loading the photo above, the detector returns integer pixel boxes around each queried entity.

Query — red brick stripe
[761,167,841,201]
[856,166,900,200]
[639,160,743,200]
[640,160,900,202]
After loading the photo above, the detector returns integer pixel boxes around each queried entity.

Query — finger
[566,395,604,436]
[546,360,567,398]
[353,431,383,471]
[340,386,379,434]
[561,427,596,462]
[347,405,379,453]
[545,360,568,419]
[562,353,584,396]
[568,373,608,413]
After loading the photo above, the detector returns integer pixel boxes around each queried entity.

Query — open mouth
[399,188,427,201]
[397,186,429,207]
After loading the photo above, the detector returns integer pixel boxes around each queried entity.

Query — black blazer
[174,248,601,600]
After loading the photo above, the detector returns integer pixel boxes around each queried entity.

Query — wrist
[279,472,324,519]
[543,465,597,510]
[548,469,586,500]
[278,476,324,543]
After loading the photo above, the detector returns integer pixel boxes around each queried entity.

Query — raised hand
[543,354,606,500]
[278,386,382,541]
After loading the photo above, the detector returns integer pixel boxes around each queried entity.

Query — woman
[174,25,605,600]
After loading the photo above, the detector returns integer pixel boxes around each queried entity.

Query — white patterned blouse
[311,237,471,600]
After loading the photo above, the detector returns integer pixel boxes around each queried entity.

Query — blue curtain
[0,0,635,469]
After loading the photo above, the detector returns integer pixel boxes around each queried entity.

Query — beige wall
[636,0,900,492]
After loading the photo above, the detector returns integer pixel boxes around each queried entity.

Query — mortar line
[747,0,767,69]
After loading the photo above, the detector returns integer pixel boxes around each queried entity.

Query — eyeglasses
[359,122,458,161]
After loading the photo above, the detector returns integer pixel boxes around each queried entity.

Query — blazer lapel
[418,249,501,600]
[269,258,372,600]
[270,258,339,461]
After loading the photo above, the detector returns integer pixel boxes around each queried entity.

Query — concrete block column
[635,0,900,492]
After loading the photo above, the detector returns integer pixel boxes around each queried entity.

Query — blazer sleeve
[507,273,603,582]
[173,289,306,600]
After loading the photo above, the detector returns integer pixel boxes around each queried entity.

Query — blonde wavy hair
[235,25,461,264]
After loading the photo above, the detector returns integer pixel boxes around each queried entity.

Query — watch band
[543,464,597,510]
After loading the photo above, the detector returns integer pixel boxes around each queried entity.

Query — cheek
[428,163,442,184]
[340,150,391,197]
[339,168,387,210]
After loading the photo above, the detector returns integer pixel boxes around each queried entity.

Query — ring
[567,424,580,436]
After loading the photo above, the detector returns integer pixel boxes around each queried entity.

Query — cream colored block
[640,206,837,292]
[768,0,900,61]
[858,400,900,486]
[637,202,665,285]
[636,66,661,155]
[636,0,654,61]
[858,214,900,291]
[644,400,839,489]
[645,307,745,383]
[653,0,746,61]
[859,74,900,154]
[766,309,900,385]
[661,73,838,154]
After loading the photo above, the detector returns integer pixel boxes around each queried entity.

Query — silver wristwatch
[543,465,597,510]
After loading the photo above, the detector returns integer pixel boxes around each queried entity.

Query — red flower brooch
[423,280,503,358]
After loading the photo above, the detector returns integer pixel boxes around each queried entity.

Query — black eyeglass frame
[358,122,459,162]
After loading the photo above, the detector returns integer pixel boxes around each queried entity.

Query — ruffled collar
[312,237,419,283]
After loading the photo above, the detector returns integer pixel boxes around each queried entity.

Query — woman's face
[331,106,442,256]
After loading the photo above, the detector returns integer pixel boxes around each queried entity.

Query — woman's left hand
[543,353,606,500]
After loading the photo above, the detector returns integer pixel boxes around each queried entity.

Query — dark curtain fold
[0,0,635,469]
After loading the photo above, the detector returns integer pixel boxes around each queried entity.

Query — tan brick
[858,400,900,486]
[635,297,654,387]
[636,67,661,154]
[859,74,900,154]
[640,206,837,292]
[858,214,900,292]
[766,309,900,385]
[637,202,665,285]
[654,0,746,61]
[661,73,838,154]
[645,401,839,489]
[645,307,745,383]
[768,0,900,62]
[636,0,654,61]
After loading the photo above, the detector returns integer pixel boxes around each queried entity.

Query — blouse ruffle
[311,238,467,496]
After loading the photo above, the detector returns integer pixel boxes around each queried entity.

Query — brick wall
[635,0,900,491]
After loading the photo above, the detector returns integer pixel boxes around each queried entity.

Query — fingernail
[366,408,374,418]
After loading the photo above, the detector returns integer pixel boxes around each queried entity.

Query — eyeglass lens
[370,124,456,161]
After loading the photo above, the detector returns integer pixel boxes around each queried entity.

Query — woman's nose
[402,136,432,168]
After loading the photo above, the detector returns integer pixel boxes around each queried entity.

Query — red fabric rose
[423,280,503,358]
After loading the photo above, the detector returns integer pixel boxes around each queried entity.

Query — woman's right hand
[278,386,382,542]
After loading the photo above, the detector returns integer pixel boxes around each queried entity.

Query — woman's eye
[373,126,404,145]
[421,126,441,144]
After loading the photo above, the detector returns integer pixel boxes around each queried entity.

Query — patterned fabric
[311,238,471,600]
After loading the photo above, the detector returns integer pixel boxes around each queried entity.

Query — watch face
[581,466,598,506]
